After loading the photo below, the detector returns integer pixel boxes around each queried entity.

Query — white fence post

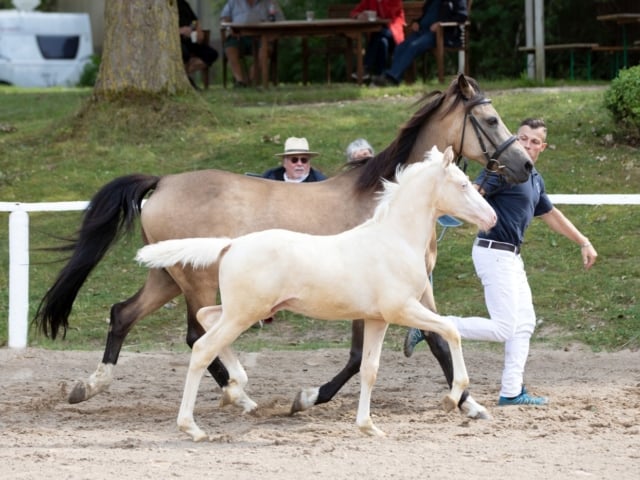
[8,209,29,349]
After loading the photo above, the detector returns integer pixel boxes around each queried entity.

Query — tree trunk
[93,0,193,100]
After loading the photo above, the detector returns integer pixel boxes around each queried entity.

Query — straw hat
[275,137,319,157]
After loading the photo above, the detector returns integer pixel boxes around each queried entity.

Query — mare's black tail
[33,174,161,339]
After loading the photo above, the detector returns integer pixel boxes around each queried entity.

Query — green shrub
[77,55,100,87]
[604,65,640,142]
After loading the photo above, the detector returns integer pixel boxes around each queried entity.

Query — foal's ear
[442,146,454,166]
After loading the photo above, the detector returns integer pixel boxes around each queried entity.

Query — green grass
[0,80,638,353]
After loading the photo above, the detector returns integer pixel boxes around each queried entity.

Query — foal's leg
[419,290,489,419]
[356,319,388,436]
[197,305,258,413]
[421,333,489,419]
[178,309,249,442]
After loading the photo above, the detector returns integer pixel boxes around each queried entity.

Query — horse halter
[457,98,518,173]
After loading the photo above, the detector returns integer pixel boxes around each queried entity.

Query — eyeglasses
[287,156,309,164]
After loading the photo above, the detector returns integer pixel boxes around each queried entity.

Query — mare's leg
[68,268,181,404]
[178,308,250,441]
[290,319,364,414]
[394,298,469,411]
[356,319,388,436]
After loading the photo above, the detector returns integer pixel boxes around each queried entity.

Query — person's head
[517,118,547,163]
[276,137,320,181]
[346,138,374,163]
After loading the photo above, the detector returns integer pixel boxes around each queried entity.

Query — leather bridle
[456,98,518,173]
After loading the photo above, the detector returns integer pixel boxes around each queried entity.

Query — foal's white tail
[136,237,232,270]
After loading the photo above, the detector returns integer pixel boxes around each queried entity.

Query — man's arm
[540,207,598,269]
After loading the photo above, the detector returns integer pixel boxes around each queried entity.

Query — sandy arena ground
[1,344,638,479]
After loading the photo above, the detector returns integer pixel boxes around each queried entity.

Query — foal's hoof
[358,419,386,437]
[220,384,258,413]
[460,395,492,420]
[469,409,492,420]
[178,420,209,442]
[442,395,458,412]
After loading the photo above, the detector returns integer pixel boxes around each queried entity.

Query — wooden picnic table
[596,13,640,68]
[223,19,388,88]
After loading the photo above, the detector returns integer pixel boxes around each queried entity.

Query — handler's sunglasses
[288,156,309,164]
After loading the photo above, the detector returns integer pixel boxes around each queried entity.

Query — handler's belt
[474,238,520,254]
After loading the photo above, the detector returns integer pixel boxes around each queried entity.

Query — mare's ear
[458,74,475,99]
[442,146,454,167]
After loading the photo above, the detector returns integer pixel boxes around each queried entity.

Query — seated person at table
[372,0,467,86]
[178,0,218,82]
[262,137,327,183]
[220,0,285,87]
[350,0,405,78]
[346,138,375,163]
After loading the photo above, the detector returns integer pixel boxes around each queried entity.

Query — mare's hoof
[290,388,319,415]
[68,382,88,404]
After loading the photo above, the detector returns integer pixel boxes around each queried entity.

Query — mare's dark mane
[354,76,486,194]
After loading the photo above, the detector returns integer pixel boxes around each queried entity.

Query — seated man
[350,0,405,78]
[178,0,218,82]
[372,0,467,86]
[263,137,326,183]
[220,0,285,87]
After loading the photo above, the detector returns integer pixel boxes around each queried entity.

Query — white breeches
[446,245,536,398]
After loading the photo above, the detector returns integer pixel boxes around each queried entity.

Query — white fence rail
[3,195,640,349]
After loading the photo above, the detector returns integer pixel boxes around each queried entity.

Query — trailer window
[36,35,80,59]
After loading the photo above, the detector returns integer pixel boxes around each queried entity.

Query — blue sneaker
[498,386,548,406]
[403,328,425,357]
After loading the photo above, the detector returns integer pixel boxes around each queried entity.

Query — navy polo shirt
[475,167,553,247]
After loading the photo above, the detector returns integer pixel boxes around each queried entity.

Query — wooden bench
[592,45,640,53]
[518,43,598,80]
[592,45,640,78]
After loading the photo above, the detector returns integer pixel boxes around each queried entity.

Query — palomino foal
[136,147,497,441]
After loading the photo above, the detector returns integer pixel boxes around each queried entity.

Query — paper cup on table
[306,11,315,21]
[364,10,377,21]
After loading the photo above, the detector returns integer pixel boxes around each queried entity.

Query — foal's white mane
[370,148,442,222]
